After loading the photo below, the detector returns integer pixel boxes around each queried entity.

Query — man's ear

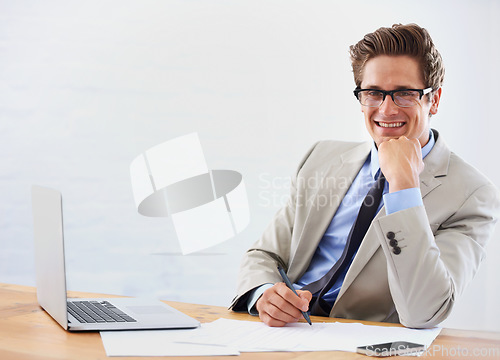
[429,87,442,115]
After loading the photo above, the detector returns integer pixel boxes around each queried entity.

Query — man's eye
[397,91,417,97]
[367,91,382,97]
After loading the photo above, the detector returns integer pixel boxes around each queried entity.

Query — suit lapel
[288,142,371,281]
[334,129,450,302]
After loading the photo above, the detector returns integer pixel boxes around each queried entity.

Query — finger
[259,301,299,327]
[258,309,288,327]
[275,283,309,312]
[267,284,305,319]
[297,290,313,304]
[256,285,303,325]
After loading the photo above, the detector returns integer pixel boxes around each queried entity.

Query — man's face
[360,55,441,148]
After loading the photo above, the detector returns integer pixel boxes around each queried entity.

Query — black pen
[277,265,312,325]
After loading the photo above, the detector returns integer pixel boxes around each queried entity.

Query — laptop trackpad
[126,305,173,315]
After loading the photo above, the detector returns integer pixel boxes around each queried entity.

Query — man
[229,23,500,328]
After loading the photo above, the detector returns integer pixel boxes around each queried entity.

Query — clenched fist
[378,136,424,193]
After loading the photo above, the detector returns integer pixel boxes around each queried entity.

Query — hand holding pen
[254,265,313,327]
[277,265,312,325]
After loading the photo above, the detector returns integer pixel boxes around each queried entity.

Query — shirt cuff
[383,187,423,215]
[247,283,273,316]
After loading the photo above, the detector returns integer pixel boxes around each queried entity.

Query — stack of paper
[100,328,239,357]
[101,318,441,356]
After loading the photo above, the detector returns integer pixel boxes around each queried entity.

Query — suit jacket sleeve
[229,142,320,311]
[373,164,500,328]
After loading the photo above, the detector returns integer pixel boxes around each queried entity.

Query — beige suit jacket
[230,130,500,328]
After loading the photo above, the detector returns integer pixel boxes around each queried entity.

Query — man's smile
[375,121,406,128]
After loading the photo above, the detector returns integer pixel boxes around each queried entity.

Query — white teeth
[378,122,404,128]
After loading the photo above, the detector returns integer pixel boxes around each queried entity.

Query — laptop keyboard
[67,300,137,323]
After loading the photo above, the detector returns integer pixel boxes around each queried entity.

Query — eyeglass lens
[359,90,421,107]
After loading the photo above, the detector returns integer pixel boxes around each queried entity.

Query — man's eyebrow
[361,85,381,90]
[361,85,418,90]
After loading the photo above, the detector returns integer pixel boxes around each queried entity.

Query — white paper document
[175,318,442,353]
[100,318,441,356]
[100,328,239,357]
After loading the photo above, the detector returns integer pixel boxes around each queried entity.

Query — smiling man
[230,24,500,328]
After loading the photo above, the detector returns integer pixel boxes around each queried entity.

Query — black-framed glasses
[353,87,433,108]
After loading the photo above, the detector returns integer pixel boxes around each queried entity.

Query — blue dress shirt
[247,132,435,313]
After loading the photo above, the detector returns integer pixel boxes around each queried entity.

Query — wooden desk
[1,283,499,359]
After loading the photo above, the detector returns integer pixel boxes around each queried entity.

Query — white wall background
[1,0,499,331]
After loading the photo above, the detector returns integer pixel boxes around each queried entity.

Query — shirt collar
[370,130,435,180]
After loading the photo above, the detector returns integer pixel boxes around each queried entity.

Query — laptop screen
[32,185,70,330]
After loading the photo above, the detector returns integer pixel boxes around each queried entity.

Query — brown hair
[349,23,445,90]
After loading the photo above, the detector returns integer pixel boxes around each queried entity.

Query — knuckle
[275,284,292,299]
[267,306,281,318]
[275,282,287,292]
[262,288,273,299]
[259,309,284,327]
[256,298,265,312]
[299,290,313,302]
[259,313,273,327]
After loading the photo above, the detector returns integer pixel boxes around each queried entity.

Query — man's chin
[372,127,408,144]
[372,134,405,148]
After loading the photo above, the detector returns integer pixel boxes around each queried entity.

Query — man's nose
[378,95,399,115]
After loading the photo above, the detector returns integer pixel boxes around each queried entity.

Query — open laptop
[31,185,200,331]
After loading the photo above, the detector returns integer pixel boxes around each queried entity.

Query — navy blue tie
[303,173,386,316]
